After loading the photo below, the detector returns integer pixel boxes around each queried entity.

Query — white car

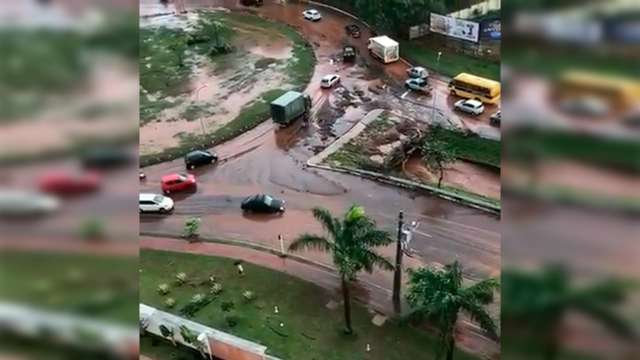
[0,191,59,217]
[321,74,340,88]
[405,78,430,93]
[559,97,609,118]
[303,9,322,21]
[454,99,485,115]
[407,66,429,79]
[139,193,174,213]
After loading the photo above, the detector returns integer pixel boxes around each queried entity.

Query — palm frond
[574,298,636,340]
[461,300,499,340]
[360,250,394,273]
[312,207,339,237]
[462,278,499,304]
[288,233,332,253]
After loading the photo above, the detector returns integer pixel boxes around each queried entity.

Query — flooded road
[139,0,500,280]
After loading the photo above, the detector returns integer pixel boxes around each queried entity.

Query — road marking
[414,229,432,238]
[400,90,410,99]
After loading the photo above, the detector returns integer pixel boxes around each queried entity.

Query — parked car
[405,78,430,94]
[38,171,101,195]
[185,150,218,169]
[161,173,196,194]
[0,191,59,217]
[139,193,174,213]
[303,9,321,21]
[321,74,341,89]
[81,148,131,169]
[407,66,429,79]
[559,96,609,118]
[342,45,356,62]
[490,111,501,127]
[241,194,285,214]
[345,24,361,38]
[454,99,485,115]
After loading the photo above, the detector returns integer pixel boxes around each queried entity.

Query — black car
[490,111,501,127]
[81,148,131,169]
[240,0,263,6]
[241,194,285,214]
[342,46,356,62]
[345,24,361,38]
[185,150,218,169]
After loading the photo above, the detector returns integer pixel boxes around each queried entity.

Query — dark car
[81,148,131,169]
[343,45,356,62]
[185,150,218,169]
[241,194,285,214]
[490,111,501,127]
[345,24,361,38]
[240,0,263,6]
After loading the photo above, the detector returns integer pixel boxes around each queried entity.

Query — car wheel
[159,208,166,214]
[450,90,456,96]
[189,164,195,170]
[164,190,170,195]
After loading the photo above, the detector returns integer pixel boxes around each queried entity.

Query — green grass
[400,41,500,80]
[506,127,640,173]
[140,249,479,360]
[435,129,501,168]
[0,251,138,325]
[503,43,640,79]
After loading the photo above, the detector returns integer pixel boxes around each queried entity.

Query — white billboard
[430,13,480,43]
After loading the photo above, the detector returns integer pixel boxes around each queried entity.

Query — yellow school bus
[448,73,501,104]
[555,71,640,110]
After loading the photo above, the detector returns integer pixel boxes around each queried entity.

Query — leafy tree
[502,266,636,360]
[288,206,393,334]
[406,261,498,360]
[421,127,457,188]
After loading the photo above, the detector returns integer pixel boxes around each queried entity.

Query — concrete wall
[448,0,500,20]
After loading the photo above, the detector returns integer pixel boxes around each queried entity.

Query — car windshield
[178,174,188,181]
[263,195,274,206]
[153,195,164,203]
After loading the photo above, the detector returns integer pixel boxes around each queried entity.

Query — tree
[288,206,393,334]
[421,127,457,188]
[502,266,636,360]
[406,261,498,360]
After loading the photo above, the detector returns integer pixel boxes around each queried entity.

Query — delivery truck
[270,91,312,126]
[367,36,399,64]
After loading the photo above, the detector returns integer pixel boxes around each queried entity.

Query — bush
[210,282,223,295]
[78,218,105,241]
[175,272,188,285]
[220,301,234,312]
[157,283,170,295]
[179,293,212,318]
[164,297,176,308]
[225,314,240,328]
[242,290,255,303]
[183,217,201,238]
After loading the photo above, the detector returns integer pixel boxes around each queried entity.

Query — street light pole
[195,84,208,137]
[431,51,442,123]
[392,210,404,314]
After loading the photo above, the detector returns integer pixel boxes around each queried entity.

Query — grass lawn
[140,249,479,360]
[436,128,501,169]
[503,43,640,79]
[506,127,640,173]
[0,251,138,326]
[400,41,500,81]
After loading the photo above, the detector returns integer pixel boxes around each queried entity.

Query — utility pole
[392,211,404,314]
[431,51,442,123]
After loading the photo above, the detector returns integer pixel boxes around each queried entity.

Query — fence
[140,304,281,360]
[448,0,501,20]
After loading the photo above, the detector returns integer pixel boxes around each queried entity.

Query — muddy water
[140,0,500,295]
[404,154,501,200]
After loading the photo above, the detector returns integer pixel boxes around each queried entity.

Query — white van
[368,36,399,64]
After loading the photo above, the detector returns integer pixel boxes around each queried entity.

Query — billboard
[430,13,480,43]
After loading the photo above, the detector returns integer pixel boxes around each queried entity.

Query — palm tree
[406,261,498,360]
[288,205,393,334]
[502,266,636,360]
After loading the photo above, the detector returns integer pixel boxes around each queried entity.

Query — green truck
[270,91,312,126]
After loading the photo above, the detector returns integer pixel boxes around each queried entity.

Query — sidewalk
[140,236,499,358]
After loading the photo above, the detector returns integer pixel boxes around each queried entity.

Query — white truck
[367,36,399,64]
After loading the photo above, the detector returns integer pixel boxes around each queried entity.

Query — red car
[161,173,196,194]
[38,171,101,194]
